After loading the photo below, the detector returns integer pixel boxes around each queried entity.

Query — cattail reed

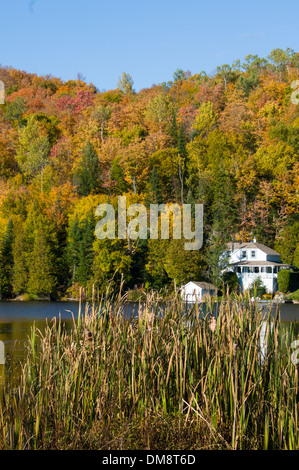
[0,290,298,449]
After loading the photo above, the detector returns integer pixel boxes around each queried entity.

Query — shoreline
[1,296,298,304]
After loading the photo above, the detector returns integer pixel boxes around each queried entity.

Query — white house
[181,281,217,303]
[223,238,290,294]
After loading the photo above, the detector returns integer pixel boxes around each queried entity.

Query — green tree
[173,68,191,82]
[4,96,27,130]
[206,233,229,288]
[92,239,132,294]
[144,239,170,290]
[76,141,101,196]
[192,102,217,138]
[92,104,111,141]
[169,112,178,144]
[27,217,57,298]
[163,239,205,286]
[216,64,238,91]
[110,158,128,194]
[0,219,14,299]
[275,220,299,268]
[16,115,50,188]
[267,48,294,78]
[221,271,240,294]
[76,209,95,287]
[145,93,174,128]
[177,122,187,204]
[66,214,82,286]
[277,269,291,293]
[148,166,163,204]
[117,72,134,94]
[211,167,238,239]
[12,223,28,295]
[249,276,267,298]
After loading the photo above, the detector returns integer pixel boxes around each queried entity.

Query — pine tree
[66,214,82,286]
[27,218,57,298]
[212,166,238,240]
[77,209,95,287]
[12,225,28,295]
[110,158,128,194]
[206,232,229,288]
[0,219,14,299]
[169,112,178,144]
[76,141,101,196]
[149,167,163,204]
[177,122,187,204]
[177,122,187,160]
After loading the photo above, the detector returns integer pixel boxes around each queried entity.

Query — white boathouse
[181,281,217,303]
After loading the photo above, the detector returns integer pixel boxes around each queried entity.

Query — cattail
[209,316,217,333]
[84,329,92,342]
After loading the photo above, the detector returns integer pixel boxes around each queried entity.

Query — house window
[261,267,265,273]
[237,266,241,273]
[242,250,247,258]
[251,251,256,258]
[266,267,272,273]
[254,267,259,273]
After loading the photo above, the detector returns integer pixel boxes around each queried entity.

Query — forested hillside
[0,48,298,299]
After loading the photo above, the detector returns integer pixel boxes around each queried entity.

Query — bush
[221,271,239,294]
[249,276,267,298]
[277,269,291,293]
[290,289,299,301]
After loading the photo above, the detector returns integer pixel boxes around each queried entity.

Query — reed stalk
[0,290,298,449]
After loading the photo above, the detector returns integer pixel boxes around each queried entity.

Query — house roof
[226,241,280,256]
[185,281,217,290]
[230,260,289,267]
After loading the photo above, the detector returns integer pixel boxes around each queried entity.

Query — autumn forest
[0,48,298,300]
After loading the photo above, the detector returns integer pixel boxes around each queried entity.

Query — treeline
[0,48,298,299]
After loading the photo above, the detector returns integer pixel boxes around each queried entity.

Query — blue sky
[0,0,298,91]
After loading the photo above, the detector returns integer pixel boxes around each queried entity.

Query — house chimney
[253,237,257,243]
[231,239,234,252]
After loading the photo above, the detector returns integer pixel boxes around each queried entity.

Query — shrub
[221,271,240,294]
[249,276,267,298]
[290,289,299,301]
[277,269,291,293]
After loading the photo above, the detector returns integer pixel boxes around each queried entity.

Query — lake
[0,300,299,362]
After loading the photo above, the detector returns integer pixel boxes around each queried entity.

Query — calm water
[0,300,299,362]
[0,300,142,360]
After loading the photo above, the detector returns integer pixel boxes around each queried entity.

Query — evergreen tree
[51,196,69,290]
[0,219,14,299]
[177,122,187,160]
[177,122,187,204]
[212,167,238,240]
[27,218,57,298]
[66,214,82,286]
[77,209,95,287]
[76,141,101,196]
[169,112,178,144]
[149,166,163,204]
[205,232,229,288]
[12,224,28,295]
[110,158,128,194]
